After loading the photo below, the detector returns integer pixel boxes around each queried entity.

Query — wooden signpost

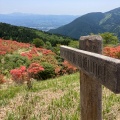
[60,35,120,120]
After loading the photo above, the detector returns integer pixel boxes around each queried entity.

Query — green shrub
[45,41,52,50]
[32,38,44,47]
[38,62,55,80]
[1,54,30,75]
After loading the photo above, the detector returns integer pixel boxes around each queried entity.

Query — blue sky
[0,0,120,15]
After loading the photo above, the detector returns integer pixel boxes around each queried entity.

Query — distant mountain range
[49,7,120,39]
[0,13,78,31]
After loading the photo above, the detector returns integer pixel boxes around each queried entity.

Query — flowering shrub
[42,50,54,55]
[55,66,61,76]
[0,51,6,55]
[0,73,6,84]
[0,38,79,83]
[61,60,78,74]
[10,66,28,84]
[36,48,55,55]
[30,49,60,76]
[0,39,30,55]
[10,63,44,84]
[21,47,55,60]
[21,47,39,59]
[103,46,120,59]
[27,63,44,79]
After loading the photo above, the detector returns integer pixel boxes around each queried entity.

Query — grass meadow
[0,73,120,120]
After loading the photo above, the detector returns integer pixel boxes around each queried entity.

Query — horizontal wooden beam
[60,45,120,94]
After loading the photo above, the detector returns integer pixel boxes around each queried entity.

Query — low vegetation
[0,73,120,120]
[0,22,120,119]
[0,38,77,87]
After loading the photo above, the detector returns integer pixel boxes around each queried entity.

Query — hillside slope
[0,73,120,119]
[49,7,120,39]
[0,22,76,45]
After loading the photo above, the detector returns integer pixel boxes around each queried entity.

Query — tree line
[0,22,77,46]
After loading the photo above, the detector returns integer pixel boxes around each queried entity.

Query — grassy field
[0,73,120,120]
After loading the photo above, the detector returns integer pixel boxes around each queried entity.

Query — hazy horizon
[0,0,120,15]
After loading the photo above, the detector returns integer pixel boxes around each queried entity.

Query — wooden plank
[60,45,120,93]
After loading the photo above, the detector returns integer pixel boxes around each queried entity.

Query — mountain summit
[49,7,120,39]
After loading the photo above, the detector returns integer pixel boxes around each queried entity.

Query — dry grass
[0,73,120,120]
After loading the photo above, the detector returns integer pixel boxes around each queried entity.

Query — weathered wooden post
[60,35,120,120]
[80,35,102,120]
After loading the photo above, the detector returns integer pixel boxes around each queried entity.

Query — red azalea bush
[21,47,55,60]
[27,63,44,79]
[30,49,61,77]
[10,66,29,84]
[21,47,39,59]
[0,38,79,83]
[0,73,6,84]
[103,46,120,59]
[0,39,30,55]
[0,51,6,55]
[36,48,55,55]
[61,60,78,74]
[10,63,44,84]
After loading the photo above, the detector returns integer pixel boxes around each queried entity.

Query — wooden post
[80,35,102,120]
[60,35,120,120]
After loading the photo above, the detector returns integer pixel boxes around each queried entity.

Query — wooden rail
[60,35,120,120]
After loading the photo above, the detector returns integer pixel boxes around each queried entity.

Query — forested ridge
[0,22,76,46]
[49,7,120,39]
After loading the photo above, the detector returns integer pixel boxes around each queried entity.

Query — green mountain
[0,22,75,46]
[49,7,120,39]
